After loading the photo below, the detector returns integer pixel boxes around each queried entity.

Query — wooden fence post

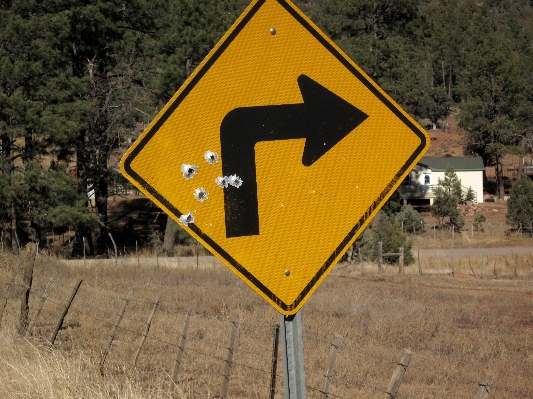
[196,240,199,269]
[100,289,133,375]
[322,334,342,399]
[220,314,239,399]
[170,306,192,394]
[136,240,140,267]
[270,324,280,399]
[25,275,55,338]
[468,255,477,277]
[108,232,118,266]
[19,250,37,335]
[378,242,383,274]
[398,248,404,275]
[477,370,491,399]
[50,280,83,345]
[133,296,160,366]
[385,348,412,399]
[418,247,422,275]
[0,261,22,326]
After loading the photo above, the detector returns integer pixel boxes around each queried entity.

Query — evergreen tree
[35,0,163,254]
[506,176,533,231]
[431,166,465,230]
[381,189,402,217]
[371,213,414,266]
[459,15,523,199]
[473,212,486,232]
[397,204,424,234]
[311,0,435,120]
[15,161,98,245]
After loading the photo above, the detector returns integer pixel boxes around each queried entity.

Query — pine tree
[459,14,523,199]
[431,166,464,230]
[371,213,414,266]
[506,176,533,232]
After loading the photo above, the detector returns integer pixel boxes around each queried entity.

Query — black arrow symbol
[220,74,369,238]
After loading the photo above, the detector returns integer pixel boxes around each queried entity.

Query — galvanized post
[280,311,306,399]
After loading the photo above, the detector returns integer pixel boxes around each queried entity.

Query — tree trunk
[23,130,33,164]
[95,177,109,254]
[10,204,18,254]
[1,131,17,254]
[162,216,177,256]
[8,138,18,254]
[371,1,379,77]
[496,155,505,199]
[442,59,446,91]
[448,68,453,98]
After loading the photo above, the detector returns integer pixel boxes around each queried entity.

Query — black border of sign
[123,0,427,312]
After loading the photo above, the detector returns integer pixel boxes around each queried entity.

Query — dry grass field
[0,249,532,398]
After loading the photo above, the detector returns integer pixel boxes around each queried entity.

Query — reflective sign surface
[121,0,429,315]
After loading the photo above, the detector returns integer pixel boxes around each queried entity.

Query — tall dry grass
[0,327,184,399]
[0,250,532,398]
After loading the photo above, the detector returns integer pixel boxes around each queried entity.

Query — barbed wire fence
[0,254,531,398]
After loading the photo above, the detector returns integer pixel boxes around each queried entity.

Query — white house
[399,156,485,205]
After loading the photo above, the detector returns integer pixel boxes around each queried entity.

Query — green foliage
[2,0,533,252]
[397,205,424,233]
[432,166,465,231]
[457,15,525,196]
[350,227,374,262]
[381,189,402,217]
[473,213,486,232]
[506,176,533,231]
[449,208,465,231]
[465,186,476,203]
[371,214,414,266]
[13,162,98,245]
[441,166,464,203]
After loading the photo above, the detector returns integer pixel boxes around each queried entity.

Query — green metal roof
[419,157,485,172]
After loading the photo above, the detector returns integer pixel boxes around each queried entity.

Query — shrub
[432,166,465,231]
[506,176,533,232]
[465,186,476,203]
[473,213,486,232]
[397,204,425,233]
[370,213,414,265]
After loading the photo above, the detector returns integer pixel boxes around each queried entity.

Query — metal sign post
[280,311,306,399]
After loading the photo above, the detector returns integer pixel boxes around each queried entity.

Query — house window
[424,175,430,185]
[402,174,411,186]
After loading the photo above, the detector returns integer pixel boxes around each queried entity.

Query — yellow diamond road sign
[121,0,429,315]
